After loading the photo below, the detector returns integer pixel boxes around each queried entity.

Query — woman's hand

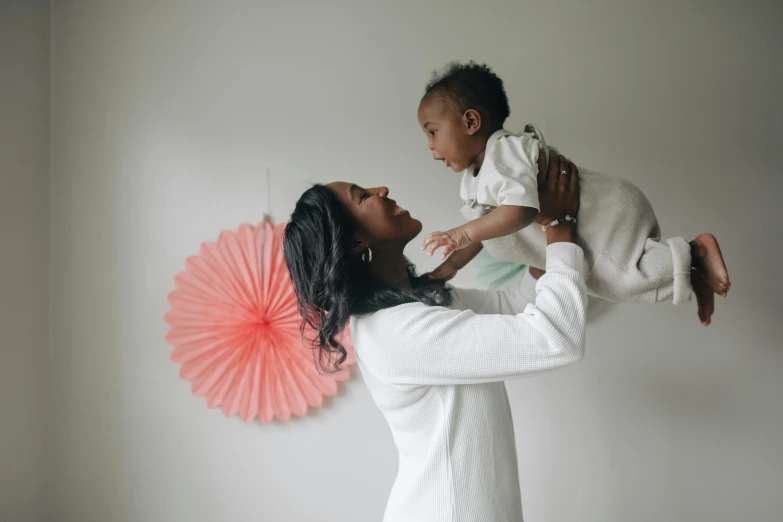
[425,261,458,282]
[535,145,579,244]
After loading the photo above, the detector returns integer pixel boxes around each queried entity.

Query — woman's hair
[283,184,452,373]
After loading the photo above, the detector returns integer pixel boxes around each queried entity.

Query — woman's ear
[463,109,482,135]
[348,237,368,255]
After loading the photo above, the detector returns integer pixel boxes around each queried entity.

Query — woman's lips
[392,204,408,216]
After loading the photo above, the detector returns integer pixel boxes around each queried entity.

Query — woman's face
[327,182,422,249]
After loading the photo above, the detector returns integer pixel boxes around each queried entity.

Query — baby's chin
[445,160,465,173]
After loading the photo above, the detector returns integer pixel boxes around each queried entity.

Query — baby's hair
[423,61,510,130]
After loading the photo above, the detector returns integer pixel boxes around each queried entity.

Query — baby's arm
[464,204,538,242]
[421,205,537,261]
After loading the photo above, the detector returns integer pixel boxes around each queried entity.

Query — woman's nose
[378,187,389,198]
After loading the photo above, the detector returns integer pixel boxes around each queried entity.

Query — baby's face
[417,94,479,173]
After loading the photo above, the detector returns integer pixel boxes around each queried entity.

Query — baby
[418,62,730,325]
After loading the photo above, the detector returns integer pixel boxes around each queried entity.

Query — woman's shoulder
[352,300,448,329]
[352,299,468,342]
[350,303,438,363]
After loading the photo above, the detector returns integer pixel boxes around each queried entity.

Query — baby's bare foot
[692,268,715,326]
[691,233,730,296]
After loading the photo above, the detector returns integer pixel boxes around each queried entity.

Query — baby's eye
[429,130,436,136]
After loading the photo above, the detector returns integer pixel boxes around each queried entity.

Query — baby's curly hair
[423,61,510,130]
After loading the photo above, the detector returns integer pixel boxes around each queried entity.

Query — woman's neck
[369,246,413,291]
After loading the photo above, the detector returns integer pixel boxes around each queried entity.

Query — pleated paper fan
[165,218,355,423]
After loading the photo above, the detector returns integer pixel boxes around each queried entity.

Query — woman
[283,150,583,522]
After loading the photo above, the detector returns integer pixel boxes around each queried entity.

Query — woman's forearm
[362,243,588,386]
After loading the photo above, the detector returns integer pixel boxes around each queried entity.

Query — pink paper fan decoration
[165,219,355,423]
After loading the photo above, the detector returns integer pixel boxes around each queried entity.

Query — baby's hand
[425,261,458,282]
[421,226,472,260]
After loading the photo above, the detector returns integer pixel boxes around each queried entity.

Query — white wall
[0,2,49,522]
[49,1,783,522]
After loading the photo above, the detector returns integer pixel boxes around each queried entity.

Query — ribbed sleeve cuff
[545,242,585,275]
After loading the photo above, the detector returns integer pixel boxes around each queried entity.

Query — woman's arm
[449,268,538,315]
[356,242,587,385]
